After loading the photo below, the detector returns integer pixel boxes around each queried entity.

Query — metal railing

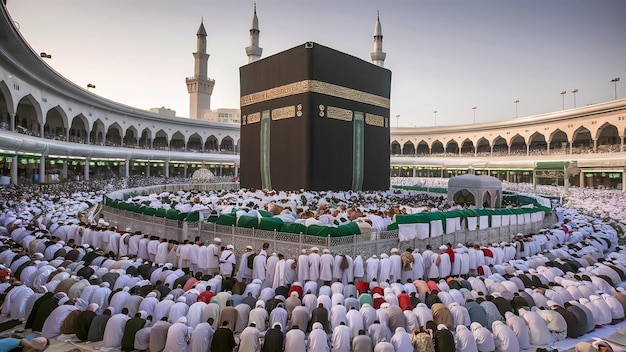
[101,206,556,259]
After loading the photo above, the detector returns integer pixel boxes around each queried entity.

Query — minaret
[370,11,386,67]
[245,3,263,63]
[186,19,215,119]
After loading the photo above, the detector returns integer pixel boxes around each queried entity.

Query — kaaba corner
[239,42,391,191]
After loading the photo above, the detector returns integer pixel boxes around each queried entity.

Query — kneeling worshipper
[211,321,237,352]
[75,303,99,341]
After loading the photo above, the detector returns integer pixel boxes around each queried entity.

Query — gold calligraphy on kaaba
[240,80,390,109]
[271,106,296,121]
[247,112,261,124]
[326,106,353,122]
[365,113,385,127]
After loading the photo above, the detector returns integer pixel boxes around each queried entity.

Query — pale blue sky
[6,0,626,127]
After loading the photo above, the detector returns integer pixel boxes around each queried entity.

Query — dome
[191,167,215,182]
[448,174,502,189]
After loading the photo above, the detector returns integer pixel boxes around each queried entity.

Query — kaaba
[239,42,391,191]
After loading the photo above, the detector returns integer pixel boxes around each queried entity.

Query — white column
[569,141,573,154]
[125,159,130,178]
[145,162,151,177]
[623,171,626,192]
[593,139,597,153]
[84,157,90,181]
[9,114,15,132]
[39,155,45,183]
[184,162,188,178]
[234,163,239,177]
[219,164,223,177]
[61,161,68,180]
[11,156,17,184]
[580,171,585,188]
[165,161,170,178]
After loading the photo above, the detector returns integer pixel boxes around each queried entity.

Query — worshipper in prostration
[149,317,172,352]
[262,323,285,352]
[308,322,330,352]
[432,324,455,352]
[352,329,373,352]
[164,316,192,352]
[102,307,131,348]
[211,320,237,352]
[121,311,148,352]
[285,326,307,352]
[75,303,99,341]
[239,323,261,352]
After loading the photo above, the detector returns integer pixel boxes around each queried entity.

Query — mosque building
[0,2,624,189]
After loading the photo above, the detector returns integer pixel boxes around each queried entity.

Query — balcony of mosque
[392,143,624,158]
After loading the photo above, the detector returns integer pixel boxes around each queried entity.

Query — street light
[571,89,578,107]
[560,90,567,110]
[611,77,620,100]
[433,110,438,126]
[87,83,96,89]
[395,114,400,128]
[513,99,519,118]
[472,106,477,124]
[39,52,51,59]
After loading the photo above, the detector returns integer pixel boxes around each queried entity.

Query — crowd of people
[119,188,447,233]
[0,179,624,352]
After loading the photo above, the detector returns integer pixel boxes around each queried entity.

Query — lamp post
[571,89,578,107]
[560,90,567,110]
[433,110,438,126]
[39,52,51,59]
[513,99,519,118]
[395,114,400,128]
[611,77,621,100]
[472,106,477,124]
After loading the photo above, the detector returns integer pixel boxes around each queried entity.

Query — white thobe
[252,251,267,281]
[492,321,520,352]
[297,254,309,282]
[163,321,192,352]
[309,253,321,282]
[187,302,207,329]
[41,305,78,338]
[366,257,380,283]
[470,322,496,352]
[389,254,402,282]
[189,322,214,352]
[518,309,553,346]
[206,244,220,271]
[238,326,261,352]
[455,325,478,352]
[285,328,307,352]
[308,324,330,352]
[379,257,391,283]
[438,253,451,278]
[320,254,334,282]
[504,312,530,350]
[331,324,351,352]
[102,313,131,348]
